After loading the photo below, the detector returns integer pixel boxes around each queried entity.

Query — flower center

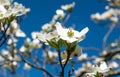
[67,29,74,38]
[0,13,3,17]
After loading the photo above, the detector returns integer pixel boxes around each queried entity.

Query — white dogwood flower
[78,53,87,60]
[86,61,111,77]
[61,45,82,60]
[0,5,7,19]
[55,22,89,43]
[24,63,31,70]
[0,0,11,6]
[0,1,30,20]
[53,9,65,21]
[61,2,75,11]
[56,9,65,18]
[8,20,26,37]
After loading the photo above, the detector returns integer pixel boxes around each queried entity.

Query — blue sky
[6,0,120,77]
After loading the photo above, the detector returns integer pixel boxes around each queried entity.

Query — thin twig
[102,24,116,49]
[82,47,101,52]
[106,70,120,77]
[18,51,54,77]
[62,13,71,26]
[57,49,63,69]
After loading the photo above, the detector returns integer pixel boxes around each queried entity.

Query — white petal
[55,22,63,35]
[15,29,26,37]
[0,5,7,14]
[71,45,82,58]
[99,61,108,71]
[79,27,89,37]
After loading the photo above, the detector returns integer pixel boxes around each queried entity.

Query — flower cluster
[1,1,119,77]
[0,0,30,20]
[91,0,120,24]
[0,0,30,73]
[86,61,111,77]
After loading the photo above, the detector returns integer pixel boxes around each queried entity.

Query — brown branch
[101,48,120,61]
[82,47,101,52]
[0,23,10,47]
[18,51,54,77]
[106,70,120,77]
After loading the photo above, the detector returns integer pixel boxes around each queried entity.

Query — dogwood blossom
[24,63,31,70]
[75,62,92,76]
[32,30,58,44]
[61,2,75,12]
[7,20,26,37]
[55,22,89,43]
[52,9,65,21]
[0,5,7,19]
[0,0,11,6]
[77,53,87,60]
[61,45,82,59]
[86,61,111,77]
[0,1,30,20]
[42,23,52,32]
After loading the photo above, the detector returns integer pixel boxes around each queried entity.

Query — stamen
[67,28,74,38]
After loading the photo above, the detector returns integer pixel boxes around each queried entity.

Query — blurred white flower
[0,0,11,6]
[114,54,120,60]
[75,68,84,76]
[0,5,7,14]
[56,9,65,16]
[34,32,48,42]
[46,51,58,62]
[111,42,118,47]
[61,2,75,11]
[8,56,13,60]
[34,31,58,44]
[101,9,114,20]
[31,39,41,48]
[8,20,26,37]
[30,32,42,48]
[20,38,32,52]
[53,9,65,21]
[20,46,26,52]
[55,22,89,43]
[91,9,117,22]
[42,23,52,31]
[78,53,87,60]
[75,62,92,76]
[109,16,118,23]
[71,45,82,58]
[91,13,101,21]
[48,51,58,59]
[7,37,18,45]
[1,49,9,56]
[102,50,108,55]
[61,45,82,64]
[0,1,30,20]
[9,2,30,16]
[0,5,7,19]
[94,57,104,63]
[108,61,118,69]
[86,61,111,77]
[24,63,31,70]
[15,29,26,37]
[83,62,92,70]
[61,45,82,59]
[0,56,4,62]
[12,61,17,66]
[31,32,40,39]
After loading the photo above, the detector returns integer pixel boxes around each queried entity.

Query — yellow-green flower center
[67,29,74,38]
[0,13,3,17]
